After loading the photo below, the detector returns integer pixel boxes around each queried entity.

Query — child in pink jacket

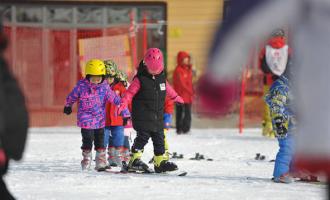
[118,48,184,173]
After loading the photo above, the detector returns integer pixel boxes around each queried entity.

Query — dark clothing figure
[175,104,192,134]
[0,24,29,200]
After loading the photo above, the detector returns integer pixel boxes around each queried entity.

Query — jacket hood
[177,51,191,66]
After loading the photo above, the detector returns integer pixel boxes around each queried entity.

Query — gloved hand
[174,96,184,105]
[63,106,72,115]
[273,116,288,138]
[120,108,131,119]
[163,113,172,129]
[123,117,129,126]
[117,103,127,117]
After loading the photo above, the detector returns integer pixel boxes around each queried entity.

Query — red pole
[129,11,138,69]
[239,66,247,134]
[142,13,147,55]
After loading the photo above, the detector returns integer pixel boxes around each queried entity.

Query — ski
[103,168,187,176]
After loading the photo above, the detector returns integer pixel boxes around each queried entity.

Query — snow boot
[107,147,117,167]
[154,155,178,173]
[128,150,150,172]
[122,147,130,162]
[81,149,92,170]
[113,148,123,167]
[95,149,107,171]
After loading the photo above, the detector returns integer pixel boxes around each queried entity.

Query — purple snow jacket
[65,78,121,129]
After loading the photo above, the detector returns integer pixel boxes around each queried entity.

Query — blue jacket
[265,75,296,133]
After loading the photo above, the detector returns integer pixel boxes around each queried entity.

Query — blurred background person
[173,51,194,134]
[198,0,330,197]
[0,19,29,200]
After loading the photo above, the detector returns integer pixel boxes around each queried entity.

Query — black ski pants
[131,130,165,156]
[81,128,104,151]
[176,103,192,134]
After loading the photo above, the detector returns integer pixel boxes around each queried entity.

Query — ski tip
[178,171,188,176]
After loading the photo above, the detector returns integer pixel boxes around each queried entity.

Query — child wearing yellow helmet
[64,59,130,172]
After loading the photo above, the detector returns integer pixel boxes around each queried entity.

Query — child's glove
[63,106,72,115]
[163,113,172,129]
[117,103,127,116]
[123,117,129,126]
[273,116,288,138]
[120,108,131,119]
[0,148,7,176]
[174,96,184,105]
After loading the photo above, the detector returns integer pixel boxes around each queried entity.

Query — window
[0,5,11,22]
[77,6,103,24]
[46,7,73,24]
[16,6,43,23]
[107,7,131,24]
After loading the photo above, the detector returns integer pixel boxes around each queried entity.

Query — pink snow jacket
[66,79,121,129]
[120,78,181,106]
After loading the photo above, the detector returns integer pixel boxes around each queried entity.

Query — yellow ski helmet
[85,59,106,76]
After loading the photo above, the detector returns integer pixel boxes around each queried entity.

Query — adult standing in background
[173,51,194,134]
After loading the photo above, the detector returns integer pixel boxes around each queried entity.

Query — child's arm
[166,81,184,104]
[64,83,80,115]
[121,78,141,105]
[117,78,141,116]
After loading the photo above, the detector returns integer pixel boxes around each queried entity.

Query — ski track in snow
[5,127,326,200]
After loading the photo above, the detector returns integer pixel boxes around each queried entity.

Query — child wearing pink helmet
[118,48,184,173]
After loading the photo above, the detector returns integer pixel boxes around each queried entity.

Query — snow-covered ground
[5,128,327,200]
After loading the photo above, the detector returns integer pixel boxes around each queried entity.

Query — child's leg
[104,127,110,148]
[106,127,116,166]
[151,130,178,173]
[150,130,165,156]
[128,131,151,171]
[81,128,94,150]
[123,136,130,162]
[164,129,170,160]
[273,134,295,182]
[93,128,107,170]
[80,128,94,170]
[111,126,125,166]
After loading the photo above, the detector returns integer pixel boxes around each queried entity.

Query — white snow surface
[5,127,327,200]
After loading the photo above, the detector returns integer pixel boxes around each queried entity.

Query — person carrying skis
[118,48,184,173]
[264,47,295,183]
[64,59,130,171]
[259,29,291,138]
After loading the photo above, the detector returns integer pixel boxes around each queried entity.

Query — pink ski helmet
[143,48,164,75]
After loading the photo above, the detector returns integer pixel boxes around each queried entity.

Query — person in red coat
[103,60,128,170]
[173,51,194,134]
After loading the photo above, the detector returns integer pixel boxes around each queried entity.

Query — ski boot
[154,155,178,173]
[128,150,151,173]
[81,149,92,170]
[95,149,107,171]
[149,150,171,164]
[273,173,294,184]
